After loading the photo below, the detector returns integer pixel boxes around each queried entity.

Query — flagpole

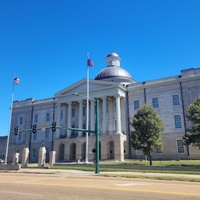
[5,76,16,164]
[85,52,89,164]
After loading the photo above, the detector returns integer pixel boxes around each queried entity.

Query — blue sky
[1,0,200,136]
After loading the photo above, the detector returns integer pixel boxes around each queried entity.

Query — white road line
[15,177,52,183]
[0,191,43,196]
[116,183,147,187]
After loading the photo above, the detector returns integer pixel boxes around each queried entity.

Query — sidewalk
[18,168,96,176]
[9,167,200,181]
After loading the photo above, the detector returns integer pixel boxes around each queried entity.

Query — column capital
[115,94,121,98]
[66,101,72,105]
[56,102,62,106]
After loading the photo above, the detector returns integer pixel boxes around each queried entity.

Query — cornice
[127,74,200,91]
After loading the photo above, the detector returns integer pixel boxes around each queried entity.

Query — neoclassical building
[7,51,200,163]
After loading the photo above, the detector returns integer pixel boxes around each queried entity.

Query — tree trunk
[149,153,152,166]
[187,144,190,156]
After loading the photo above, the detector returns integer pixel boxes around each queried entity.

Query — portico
[55,93,126,138]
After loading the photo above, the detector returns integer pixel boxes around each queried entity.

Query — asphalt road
[0,172,200,200]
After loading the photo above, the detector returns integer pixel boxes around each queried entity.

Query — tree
[130,104,164,165]
[183,97,200,148]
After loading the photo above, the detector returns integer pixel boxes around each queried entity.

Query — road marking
[116,183,147,187]
[20,181,200,197]
[0,191,43,197]
[15,177,52,183]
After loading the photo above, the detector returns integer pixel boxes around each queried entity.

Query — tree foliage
[183,97,200,148]
[130,104,164,165]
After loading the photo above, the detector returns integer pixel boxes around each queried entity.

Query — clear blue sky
[1,0,200,136]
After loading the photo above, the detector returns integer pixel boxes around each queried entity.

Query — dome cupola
[106,51,121,67]
[95,51,136,85]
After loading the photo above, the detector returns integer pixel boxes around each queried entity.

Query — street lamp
[95,99,100,174]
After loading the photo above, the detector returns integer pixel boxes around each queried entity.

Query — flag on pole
[87,59,94,67]
[14,77,20,84]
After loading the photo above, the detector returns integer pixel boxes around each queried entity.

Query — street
[0,172,200,200]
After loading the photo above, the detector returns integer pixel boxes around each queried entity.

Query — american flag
[14,77,20,84]
[87,59,94,67]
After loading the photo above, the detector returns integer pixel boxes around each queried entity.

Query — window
[0,154,5,160]
[46,113,50,121]
[83,107,86,116]
[32,148,37,158]
[45,129,49,139]
[18,132,22,142]
[172,94,180,106]
[34,114,38,123]
[152,97,159,108]
[156,149,163,154]
[72,108,75,117]
[19,117,23,125]
[71,124,77,137]
[33,133,37,140]
[108,60,112,66]
[134,100,140,110]
[136,149,143,155]
[114,101,116,112]
[61,111,63,120]
[83,123,86,136]
[114,119,117,132]
[174,115,182,129]
[176,139,184,154]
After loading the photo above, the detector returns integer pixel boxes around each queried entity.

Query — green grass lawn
[101,159,200,166]
[49,159,200,175]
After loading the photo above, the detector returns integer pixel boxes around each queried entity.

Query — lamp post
[95,99,100,174]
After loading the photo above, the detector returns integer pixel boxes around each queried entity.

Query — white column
[102,96,107,134]
[56,103,61,138]
[90,100,95,135]
[78,100,83,137]
[67,102,72,138]
[107,97,112,134]
[115,95,122,134]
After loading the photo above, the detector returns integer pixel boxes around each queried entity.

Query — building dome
[94,51,136,84]
[106,51,121,59]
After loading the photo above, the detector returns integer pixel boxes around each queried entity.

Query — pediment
[55,78,120,98]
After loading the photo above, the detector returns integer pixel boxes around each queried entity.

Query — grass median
[48,160,200,182]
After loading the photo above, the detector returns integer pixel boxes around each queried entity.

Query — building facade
[0,136,7,161]
[7,52,200,163]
